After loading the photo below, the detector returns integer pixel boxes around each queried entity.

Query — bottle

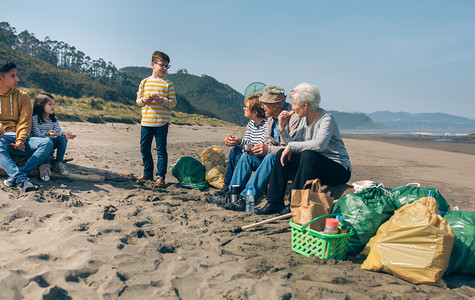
[246,187,255,215]
[323,218,339,234]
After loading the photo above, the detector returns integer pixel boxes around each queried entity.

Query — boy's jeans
[228,152,276,199]
[223,146,244,185]
[0,135,54,184]
[42,136,68,165]
[140,124,169,179]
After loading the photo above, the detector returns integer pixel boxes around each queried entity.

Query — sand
[0,122,474,299]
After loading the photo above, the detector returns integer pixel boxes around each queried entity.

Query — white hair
[291,82,321,111]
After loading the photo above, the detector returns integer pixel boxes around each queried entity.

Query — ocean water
[341,130,474,137]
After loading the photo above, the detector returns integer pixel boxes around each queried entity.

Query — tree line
[0,21,138,97]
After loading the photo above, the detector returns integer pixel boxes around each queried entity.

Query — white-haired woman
[256,83,351,215]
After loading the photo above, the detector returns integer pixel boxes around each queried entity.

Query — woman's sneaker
[53,162,69,175]
[39,165,51,182]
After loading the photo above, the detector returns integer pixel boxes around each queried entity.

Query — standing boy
[136,51,176,187]
[0,61,53,192]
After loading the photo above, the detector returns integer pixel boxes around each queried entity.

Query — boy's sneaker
[138,174,153,181]
[19,179,38,193]
[155,177,165,187]
[3,177,16,187]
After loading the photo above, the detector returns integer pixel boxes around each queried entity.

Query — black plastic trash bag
[390,184,450,212]
[172,156,209,190]
[444,210,475,276]
[332,185,394,255]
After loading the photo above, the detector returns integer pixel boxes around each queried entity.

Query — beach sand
[0,122,474,299]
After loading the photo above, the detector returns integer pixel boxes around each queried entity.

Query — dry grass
[23,88,237,126]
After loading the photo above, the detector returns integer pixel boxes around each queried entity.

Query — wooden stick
[231,213,292,233]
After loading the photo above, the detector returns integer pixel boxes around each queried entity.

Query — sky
[2,0,475,119]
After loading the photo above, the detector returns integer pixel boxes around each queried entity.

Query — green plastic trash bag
[172,156,209,190]
[332,184,394,255]
[390,184,450,212]
[444,210,475,276]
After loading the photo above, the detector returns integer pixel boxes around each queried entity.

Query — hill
[369,111,475,131]
[329,111,379,130]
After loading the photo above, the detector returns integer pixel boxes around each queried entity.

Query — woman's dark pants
[266,149,351,205]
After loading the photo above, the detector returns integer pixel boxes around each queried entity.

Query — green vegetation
[0,43,131,104]
[23,88,139,123]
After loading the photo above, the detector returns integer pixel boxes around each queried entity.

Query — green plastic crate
[289,214,353,260]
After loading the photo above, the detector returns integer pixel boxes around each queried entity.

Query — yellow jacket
[0,88,32,143]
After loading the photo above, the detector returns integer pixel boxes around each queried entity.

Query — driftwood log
[0,154,117,182]
[52,171,105,182]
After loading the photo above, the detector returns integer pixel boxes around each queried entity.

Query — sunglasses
[153,62,171,69]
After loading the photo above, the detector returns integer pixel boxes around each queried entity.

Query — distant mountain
[369,111,475,130]
[329,111,379,130]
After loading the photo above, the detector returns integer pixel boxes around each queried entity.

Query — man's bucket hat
[259,85,287,103]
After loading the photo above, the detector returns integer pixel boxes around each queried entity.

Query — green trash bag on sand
[172,156,209,190]
[332,184,394,255]
[390,184,450,212]
[444,210,475,276]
